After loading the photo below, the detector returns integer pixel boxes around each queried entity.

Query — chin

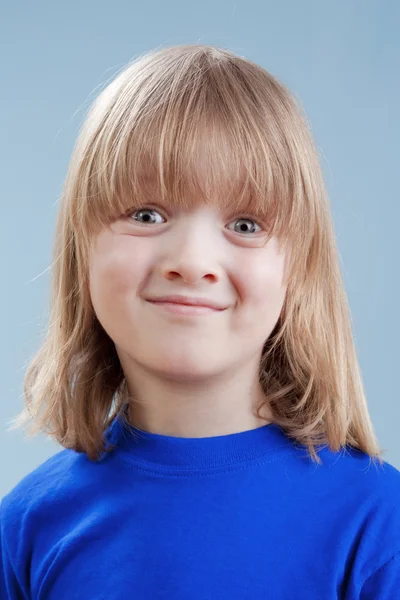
[145,354,221,381]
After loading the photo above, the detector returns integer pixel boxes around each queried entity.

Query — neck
[117,350,273,438]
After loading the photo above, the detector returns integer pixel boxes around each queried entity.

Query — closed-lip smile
[146,295,227,311]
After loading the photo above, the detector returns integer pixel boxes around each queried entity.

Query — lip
[147,302,222,316]
[146,295,227,311]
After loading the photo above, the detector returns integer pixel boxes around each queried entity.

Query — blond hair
[9,44,384,466]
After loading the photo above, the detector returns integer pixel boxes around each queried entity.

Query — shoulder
[334,446,400,501]
[0,447,109,597]
[316,443,400,508]
[0,447,93,538]
[339,450,400,594]
[319,446,400,570]
[308,439,400,487]
[293,443,400,591]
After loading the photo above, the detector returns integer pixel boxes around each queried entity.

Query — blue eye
[130,208,165,225]
[227,217,262,234]
[127,208,262,234]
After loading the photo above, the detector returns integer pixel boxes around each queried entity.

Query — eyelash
[124,207,264,235]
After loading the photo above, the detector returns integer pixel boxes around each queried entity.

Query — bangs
[106,112,283,231]
[72,46,316,264]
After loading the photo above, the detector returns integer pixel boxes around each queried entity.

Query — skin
[88,200,289,438]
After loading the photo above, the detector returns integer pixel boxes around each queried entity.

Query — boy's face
[88,201,288,381]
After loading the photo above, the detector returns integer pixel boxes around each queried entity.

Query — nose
[158,222,222,285]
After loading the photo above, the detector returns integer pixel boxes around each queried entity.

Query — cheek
[89,241,146,307]
[234,251,286,318]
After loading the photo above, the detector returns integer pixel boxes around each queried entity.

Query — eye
[226,217,262,235]
[125,207,263,235]
[128,208,165,225]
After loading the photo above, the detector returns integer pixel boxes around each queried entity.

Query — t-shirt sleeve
[360,552,400,599]
[0,499,26,600]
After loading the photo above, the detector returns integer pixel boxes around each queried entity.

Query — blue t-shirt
[1,408,400,599]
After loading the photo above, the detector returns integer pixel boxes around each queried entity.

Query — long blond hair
[9,44,384,466]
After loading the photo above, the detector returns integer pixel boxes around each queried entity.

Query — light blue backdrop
[1,0,399,497]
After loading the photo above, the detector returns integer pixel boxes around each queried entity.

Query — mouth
[146,300,225,317]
